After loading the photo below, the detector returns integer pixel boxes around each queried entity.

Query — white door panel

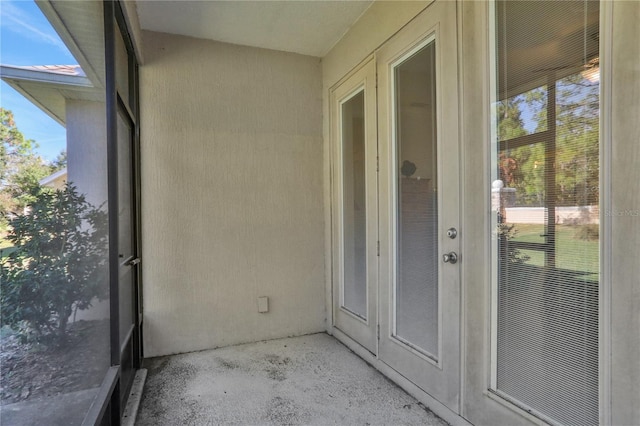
[331,58,378,354]
[377,1,461,412]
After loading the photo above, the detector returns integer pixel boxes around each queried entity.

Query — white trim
[336,84,364,319]
[1,65,100,126]
[0,65,92,88]
[120,0,146,65]
[455,0,467,415]
[388,33,442,363]
[1,80,65,126]
[35,0,104,89]
[487,0,499,391]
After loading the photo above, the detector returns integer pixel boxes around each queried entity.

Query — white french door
[377,1,460,411]
[331,0,461,412]
[331,58,378,354]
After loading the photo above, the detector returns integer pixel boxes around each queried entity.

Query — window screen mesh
[493,1,600,425]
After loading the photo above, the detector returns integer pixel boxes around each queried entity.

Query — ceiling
[135,1,373,57]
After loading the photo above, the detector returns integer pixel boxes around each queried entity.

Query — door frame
[109,0,143,413]
[84,1,142,424]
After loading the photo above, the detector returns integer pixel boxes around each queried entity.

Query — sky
[0,0,77,161]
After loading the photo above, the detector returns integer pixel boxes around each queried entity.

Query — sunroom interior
[0,1,638,425]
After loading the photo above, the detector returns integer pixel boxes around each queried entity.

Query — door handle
[126,257,141,266]
[442,252,458,264]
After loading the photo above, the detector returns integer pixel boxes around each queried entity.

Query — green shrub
[576,224,599,241]
[497,223,531,265]
[0,184,108,344]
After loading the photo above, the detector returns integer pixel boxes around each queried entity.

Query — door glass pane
[493,1,600,425]
[394,41,438,356]
[117,109,134,345]
[341,91,366,318]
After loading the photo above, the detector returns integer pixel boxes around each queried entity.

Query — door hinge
[377,241,380,257]
[377,324,380,340]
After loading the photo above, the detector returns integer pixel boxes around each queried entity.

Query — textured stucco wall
[66,99,108,208]
[65,99,111,324]
[610,2,640,424]
[140,31,325,357]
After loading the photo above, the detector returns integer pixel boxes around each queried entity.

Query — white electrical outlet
[258,296,269,313]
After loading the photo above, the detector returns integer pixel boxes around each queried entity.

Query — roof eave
[0,65,93,88]
[1,66,101,126]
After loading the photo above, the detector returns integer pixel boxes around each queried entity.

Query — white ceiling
[135,1,373,57]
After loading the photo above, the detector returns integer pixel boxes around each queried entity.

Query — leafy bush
[0,184,108,344]
[576,224,599,241]
[497,223,531,265]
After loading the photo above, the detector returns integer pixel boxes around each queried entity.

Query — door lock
[442,252,458,264]
[446,227,458,239]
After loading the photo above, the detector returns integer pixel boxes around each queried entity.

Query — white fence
[504,206,599,225]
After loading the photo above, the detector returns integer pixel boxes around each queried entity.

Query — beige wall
[66,99,108,208]
[610,2,640,424]
[65,99,111,324]
[139,31,325,357]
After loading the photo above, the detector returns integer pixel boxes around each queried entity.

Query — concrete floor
[136,333,448,425]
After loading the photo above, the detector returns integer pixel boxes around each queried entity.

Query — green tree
[0,184,108,343]
[51,150,67,171]
[554,74,599,206]
[0,108,60,231]
[496,95,544,206]
[497,97,527,142]
[522,75,600,206]
[498,72,600,208]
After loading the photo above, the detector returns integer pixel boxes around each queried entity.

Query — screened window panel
[117,109,134,345]
[0,3,111,424]
[115,20,130,105]
[493,1,600,425]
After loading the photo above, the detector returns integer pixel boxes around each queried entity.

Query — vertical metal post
[104,1,122,423]
[545,76,557,270]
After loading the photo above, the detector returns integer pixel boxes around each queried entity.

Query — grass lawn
[0,235,15,259]
[509,223,599,279]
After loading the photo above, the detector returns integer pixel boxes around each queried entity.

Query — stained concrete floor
[136,333,449,425]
